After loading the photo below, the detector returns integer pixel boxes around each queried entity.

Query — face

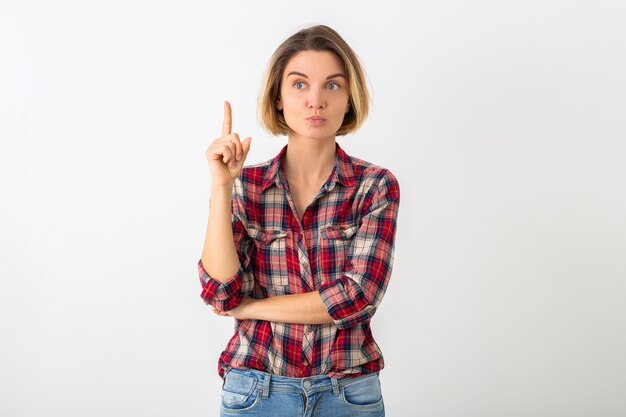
[277,50,350,142]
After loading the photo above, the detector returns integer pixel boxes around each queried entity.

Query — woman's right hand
[205,101,252,188]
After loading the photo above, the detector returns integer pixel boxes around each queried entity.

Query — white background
[2,1,625,416]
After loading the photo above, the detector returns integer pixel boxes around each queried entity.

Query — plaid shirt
[198,142,400,379]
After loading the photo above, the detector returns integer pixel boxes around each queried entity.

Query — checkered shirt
[199,142,400,379]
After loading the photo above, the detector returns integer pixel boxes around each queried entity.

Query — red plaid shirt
[199,142,400,379]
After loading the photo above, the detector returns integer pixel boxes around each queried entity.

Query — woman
[199,25,400,416]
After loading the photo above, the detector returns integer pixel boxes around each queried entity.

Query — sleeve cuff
[198,259,244,311]
[319,279,376,330]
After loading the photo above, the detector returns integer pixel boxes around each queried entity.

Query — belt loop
[221,366,230,389]
[260,372,271,399]
[331,378,340,397]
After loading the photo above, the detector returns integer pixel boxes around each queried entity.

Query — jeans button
[303,380,312,389]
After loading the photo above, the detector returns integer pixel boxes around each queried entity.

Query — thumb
[242,137,252,157]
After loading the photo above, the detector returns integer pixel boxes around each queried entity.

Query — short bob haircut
[258,25,370,137]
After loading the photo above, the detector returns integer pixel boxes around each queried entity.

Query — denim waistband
[225,368,379,400]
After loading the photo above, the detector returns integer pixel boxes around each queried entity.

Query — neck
[282,136,337,185]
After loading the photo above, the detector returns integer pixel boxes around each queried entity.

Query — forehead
[282,50,345,77]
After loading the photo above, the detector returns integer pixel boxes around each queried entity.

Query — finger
[222,145,234,164]
[221,101,232,137]
[229,134,243,161]
[206,142,232,162]
[212,308,229,317]
[226,140,239,164]
[224,138,241,168]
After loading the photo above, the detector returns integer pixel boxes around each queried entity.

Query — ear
[345,100,350,113]
[276,97,283,111]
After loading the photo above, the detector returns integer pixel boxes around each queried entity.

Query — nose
[307,88,326,109]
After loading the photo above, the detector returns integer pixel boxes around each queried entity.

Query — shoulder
[347,154,400,202]
[239,158,273,184]
[231,157,275,195]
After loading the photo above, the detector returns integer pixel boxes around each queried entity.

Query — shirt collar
[261,142,356,192]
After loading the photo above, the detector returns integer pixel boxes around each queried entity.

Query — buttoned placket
[278,167,336,292]
[278,168,336,372]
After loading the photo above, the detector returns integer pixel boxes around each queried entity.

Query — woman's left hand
[211,297,255,320]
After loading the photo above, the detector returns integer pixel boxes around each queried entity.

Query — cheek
[280,97,304,118]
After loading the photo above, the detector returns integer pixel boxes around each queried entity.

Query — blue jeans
[219,368,385,416]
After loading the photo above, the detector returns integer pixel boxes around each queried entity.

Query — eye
[294,81,306,90]
[327,82,340,91]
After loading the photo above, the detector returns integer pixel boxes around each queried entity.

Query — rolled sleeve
[198,259,247,311]
[319,171,400,329]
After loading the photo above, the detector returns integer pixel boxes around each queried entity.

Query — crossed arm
[211,292,334,324]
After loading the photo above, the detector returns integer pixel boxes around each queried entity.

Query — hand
[205,101,252,187]
[211,297,256,320]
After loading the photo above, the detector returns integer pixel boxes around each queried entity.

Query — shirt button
[303,380,312,390]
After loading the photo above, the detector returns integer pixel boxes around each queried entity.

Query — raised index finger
[221,101,232,136]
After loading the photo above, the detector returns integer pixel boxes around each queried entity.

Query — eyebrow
[286,71,346,80]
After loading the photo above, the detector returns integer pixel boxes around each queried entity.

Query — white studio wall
[1,1,625,416]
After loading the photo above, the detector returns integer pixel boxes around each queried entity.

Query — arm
[318,171,400,329]
[199,101,253,311]
[212,292,334,325]
[199,180,255,311]
[201,183,240,283]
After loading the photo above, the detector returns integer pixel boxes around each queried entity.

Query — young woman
[199,25,400,416]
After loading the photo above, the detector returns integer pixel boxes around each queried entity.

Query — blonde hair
[258,25,370,136]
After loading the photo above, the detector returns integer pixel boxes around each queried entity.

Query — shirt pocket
[247,224,290,289]
[319,221,359,275]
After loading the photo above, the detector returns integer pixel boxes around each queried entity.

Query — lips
[306,116,326,126]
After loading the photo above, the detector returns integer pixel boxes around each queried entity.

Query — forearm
[201,183,240,283]
[242,292,334,325]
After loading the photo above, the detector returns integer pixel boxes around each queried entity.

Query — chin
[300,125,342,140]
